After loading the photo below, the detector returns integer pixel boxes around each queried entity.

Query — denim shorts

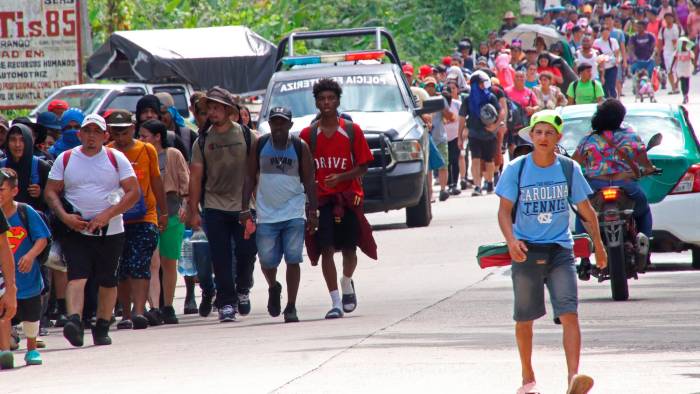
[511,244,578,322]
[256,218,305,269]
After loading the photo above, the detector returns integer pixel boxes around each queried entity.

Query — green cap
[518,109,564,143]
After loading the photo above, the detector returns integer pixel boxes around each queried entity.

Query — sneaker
[62,314,84,347]
[0,351,14,370]
[161,306,179,325]
[438,190,450,201]
[237,292,251,316]
[267,282,282,317]
[199,292,214,317]
[183,297,198,315]
[342,280,357,314]
[471,186,482,197]
[460,179,468,190]
[218,304,236,323]
[283,305,299,323]
[144,308,163,326]
[132,314,149,330]
[24,350,42,366]
[683,96,689,104]
[449,187,461,196]
[484,181,494,194]
[117,318,133,330]
[91,319,112,346]
[54,314,68,328]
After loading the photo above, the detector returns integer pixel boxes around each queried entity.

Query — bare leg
[515,321,536,385]
[262,267,277,287]
[66,278,87,317]
[559,313,582,382]
[472,158,483,187]
[161,257,178,307]
[0,318,10,350]
[97,286,117,321]
[53,269,68,299]
[148,250,161,309]
[117,281,132,319]
[342,249,358,278]
[321,248,337,292]
[483,161,495,183]
[286,264,300,305]
[458,151,467,180]
[438,168,448,191]
[131,279,149,316]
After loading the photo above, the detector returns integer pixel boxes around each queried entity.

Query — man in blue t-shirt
[495,110,607,394]
[0,168,49,366]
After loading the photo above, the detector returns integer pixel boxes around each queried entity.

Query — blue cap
[60,108,85,129]
[37,111,60,130]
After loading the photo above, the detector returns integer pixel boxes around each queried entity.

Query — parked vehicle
[257,28,445,227]
[559,103,700,269]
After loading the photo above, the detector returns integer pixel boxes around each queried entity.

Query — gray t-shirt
[431,97,449,145]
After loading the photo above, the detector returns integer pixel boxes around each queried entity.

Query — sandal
[117,319,133,330]
[342,280,357,313]
[567,374,594,394]
[516,382,541,394]
[324,307,344,319]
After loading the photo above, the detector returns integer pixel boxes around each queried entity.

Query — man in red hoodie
[300,78,375,319]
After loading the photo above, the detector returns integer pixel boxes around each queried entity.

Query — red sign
[0,1,82,109]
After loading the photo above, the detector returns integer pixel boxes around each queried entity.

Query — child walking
[0,168,50,366]
[672,37,696,104]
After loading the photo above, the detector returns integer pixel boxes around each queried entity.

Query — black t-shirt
[0,210,9,234]
[460,93,501,141]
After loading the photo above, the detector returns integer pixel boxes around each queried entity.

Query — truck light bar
[282,51,385,66]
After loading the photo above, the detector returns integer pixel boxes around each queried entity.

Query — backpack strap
[16,202,33,244]
[557,155,584,221]
[62,149,73,169]
[105,148,119,170]
[255,134,271,159]
[309,121,319,154]
[572,80,578,100]
[510,156,528,223]
[30,157,39,185]
[291,135,304,182]
[242,124,252,155]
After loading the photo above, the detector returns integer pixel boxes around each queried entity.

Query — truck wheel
[692,247,700,270]
[406,178,432,228]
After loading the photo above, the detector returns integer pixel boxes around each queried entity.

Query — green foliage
[88,0,518,66]
[0,109,31,119]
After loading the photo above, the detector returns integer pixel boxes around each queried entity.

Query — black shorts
[62,232,126,288]
[316,203,359,252]
[469,137,497,162]
[11,295,42,324]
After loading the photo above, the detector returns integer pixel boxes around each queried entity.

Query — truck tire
[692,246,700,270]
[608,244,629,301]
[406,178,432,228]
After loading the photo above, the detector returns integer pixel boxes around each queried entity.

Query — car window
[561,114,685,153]
[267,72,407,119]
[34,89,109,115]
[152,86,190,118]
[104,93,144,113]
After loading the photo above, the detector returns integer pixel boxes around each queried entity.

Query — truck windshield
[268,72,406,118]
[33,89,109,115]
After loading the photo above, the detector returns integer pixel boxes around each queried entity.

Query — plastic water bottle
[190,230,210,277]
[178,230,197,276]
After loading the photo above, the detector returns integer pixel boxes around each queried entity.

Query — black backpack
[506,98,527,134]
[16,202,52,266]
[255,134,305,183]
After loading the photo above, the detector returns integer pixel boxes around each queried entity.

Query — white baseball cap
[81,113,107,131]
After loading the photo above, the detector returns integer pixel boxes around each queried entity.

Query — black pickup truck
[257,27,444,227]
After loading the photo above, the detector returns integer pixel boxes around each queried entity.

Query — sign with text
[0,0,82,109]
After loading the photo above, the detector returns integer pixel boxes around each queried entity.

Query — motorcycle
[577,133,663,301]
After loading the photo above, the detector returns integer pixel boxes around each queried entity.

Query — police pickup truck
[257,27,444,227]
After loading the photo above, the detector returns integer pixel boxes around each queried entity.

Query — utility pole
[79,0,93,81]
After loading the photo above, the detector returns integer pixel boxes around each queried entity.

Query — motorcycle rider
[572,99,658,254]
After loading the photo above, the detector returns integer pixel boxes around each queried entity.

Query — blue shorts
[256,218,305,269]
[119,222,159,280]
[511,244,578,322]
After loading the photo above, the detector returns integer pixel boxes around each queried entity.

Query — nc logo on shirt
[537,212,553,224]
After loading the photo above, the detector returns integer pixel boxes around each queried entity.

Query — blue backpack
[0,156,40,185]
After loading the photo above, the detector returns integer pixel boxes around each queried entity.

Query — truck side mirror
[416,96,445,116]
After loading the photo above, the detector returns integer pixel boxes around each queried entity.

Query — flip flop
[342,280,357,313]
[324,307,344,319]
[567,374,594,394]
[516,382,541,394]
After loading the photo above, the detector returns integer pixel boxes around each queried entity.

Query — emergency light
[282,51,385,66]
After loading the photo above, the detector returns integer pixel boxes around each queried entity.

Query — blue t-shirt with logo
[495,155,592,248]
[7,206,50,299]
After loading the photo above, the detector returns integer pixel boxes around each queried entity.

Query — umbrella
[502,24,563,51]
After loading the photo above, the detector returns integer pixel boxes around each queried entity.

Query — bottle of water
[178,230,197,276]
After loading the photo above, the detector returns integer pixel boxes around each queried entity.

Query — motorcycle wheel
[608,244,629,301]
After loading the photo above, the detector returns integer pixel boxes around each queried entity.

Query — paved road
[3,83,700,394]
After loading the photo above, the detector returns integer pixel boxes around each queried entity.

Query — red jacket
[305,191,378,264]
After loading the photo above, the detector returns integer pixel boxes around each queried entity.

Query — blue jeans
[256,219,306,268]
[203,209,257,307]
[603,66,618,98]
[631,59,655,79]
[575,179,652,237]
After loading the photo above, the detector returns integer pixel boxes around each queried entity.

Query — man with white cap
[44,114,140,347]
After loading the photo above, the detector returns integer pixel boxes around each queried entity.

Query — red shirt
[300,118,374,198]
